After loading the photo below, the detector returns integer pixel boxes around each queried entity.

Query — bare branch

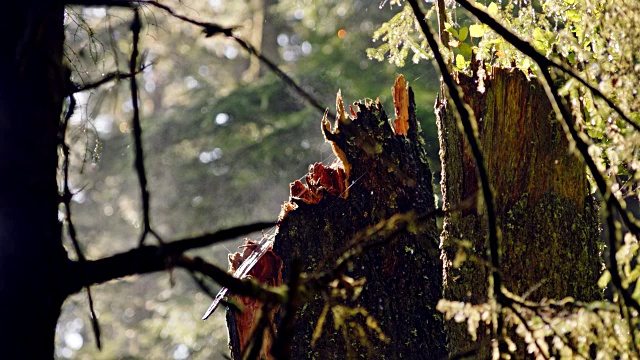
[68,0,335,117]
[406,0,504,341]
[229,36,335,119]
[72,65,151,94]
[177,256,286,305]
[126,8,155,246]
[59,88,104,350]
[137,0,335,119]
[65,221,274,295]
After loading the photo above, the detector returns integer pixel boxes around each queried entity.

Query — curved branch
[532,18,640,318]
[65,221,274,295]
[407,0,503,311]
[138,0,335,119]
[72,64,151,94]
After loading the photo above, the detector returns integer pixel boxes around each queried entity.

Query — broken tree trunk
[222,76,447,359]
[436,67,601,357]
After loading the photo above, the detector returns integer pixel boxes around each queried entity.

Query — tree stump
[273,76,446,358]
[224,76,447,359]
[436,67,601,357]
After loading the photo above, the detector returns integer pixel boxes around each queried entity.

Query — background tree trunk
[0,2,69,358]
[267,78,447,359]
[436,67,601,356]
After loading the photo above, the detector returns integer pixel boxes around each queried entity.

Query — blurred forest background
[56,1,439,358]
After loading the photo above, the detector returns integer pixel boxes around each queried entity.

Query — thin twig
[128,8,155,246]
[186,268,217,300]
[60,92,103,350]
[137,0,335,119]
[507,305,550,360]
[177,256,286,305]
[406,0,504,344]
[536,65,640,315]
[230,35,335,119]
[73,65,151,93]
[85,286,102,349]
[446,346,479,360]
[435,0,449,50]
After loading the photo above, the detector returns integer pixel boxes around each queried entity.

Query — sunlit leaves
[367,5,434,66]
[436,300,491,341]
[469,24,485,38]
[458,26,468,42]
[372,0,640,203]
[455,54,466,72]
[487,2,499,16]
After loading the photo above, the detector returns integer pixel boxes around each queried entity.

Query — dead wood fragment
[226,238,282,360]
[392,74,410,136]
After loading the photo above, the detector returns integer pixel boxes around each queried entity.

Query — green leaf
[469,24,485,38]
[456,54,466,69]
[458,27,469,42]
[532,27,550,52]
[597,270,611,289]
[488,2,499,15]
[459,42,472,58]
[533,28,545,42]
[566,10,581,22]
[444,22,458,38]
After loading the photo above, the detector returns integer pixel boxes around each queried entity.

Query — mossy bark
[271,82,447,359]
[436,68,601,356]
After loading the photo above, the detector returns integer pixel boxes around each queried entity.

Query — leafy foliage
[371,0,640,357]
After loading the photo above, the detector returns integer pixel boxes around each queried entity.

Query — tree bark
[436,67,601,356]
[262,77,446,359]
[0,2,70,358]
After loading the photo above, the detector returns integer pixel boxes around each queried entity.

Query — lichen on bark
[436,67,601,357]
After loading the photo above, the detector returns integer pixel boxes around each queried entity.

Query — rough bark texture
[436,67,601,356]
[269,78,447,359]
[0,2,70,358]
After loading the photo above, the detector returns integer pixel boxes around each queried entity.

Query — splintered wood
[226,238,282,360]
[201,235,279,321]
[289,163,347,205]
[392,74,410,136]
